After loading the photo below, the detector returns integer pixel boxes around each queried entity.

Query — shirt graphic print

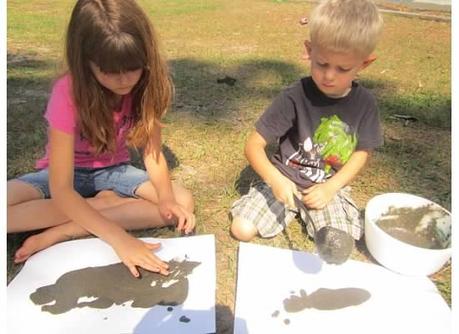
[285,115,357,183]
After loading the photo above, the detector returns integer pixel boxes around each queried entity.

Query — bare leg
[14,199,161,263]
[13,182,194,263]
[8,180,137,233]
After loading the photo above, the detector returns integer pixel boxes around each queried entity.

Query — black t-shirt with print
[255,76,383,190]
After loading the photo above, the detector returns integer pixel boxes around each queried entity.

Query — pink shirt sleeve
[44,75,76,134]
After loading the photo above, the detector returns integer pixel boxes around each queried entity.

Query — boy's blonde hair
[308,0,383,57]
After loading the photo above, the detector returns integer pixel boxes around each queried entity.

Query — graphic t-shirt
[35,75,133,169]
[255,76,383,189]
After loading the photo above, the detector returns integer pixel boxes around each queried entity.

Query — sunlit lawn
[7,1,451,332]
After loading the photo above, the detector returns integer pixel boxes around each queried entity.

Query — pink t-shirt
[36,75,132,169]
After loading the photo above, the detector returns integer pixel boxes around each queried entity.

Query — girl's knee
[230,217,257,242]
[94,190,119,199]
[174,185,195,212]
[7,180,43,206]
[88,192,135,210]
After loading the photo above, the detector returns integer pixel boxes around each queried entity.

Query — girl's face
[89,61,143,96]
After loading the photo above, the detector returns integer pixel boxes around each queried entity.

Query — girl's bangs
[91,34,146,73]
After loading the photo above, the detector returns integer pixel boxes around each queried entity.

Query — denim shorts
[17,163,150,199]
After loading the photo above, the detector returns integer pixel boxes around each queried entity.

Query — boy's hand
[301,182,337,209]
[269,173,298,209]
[112,234,170,278]
[159,200,196,235]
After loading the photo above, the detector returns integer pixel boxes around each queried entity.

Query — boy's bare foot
[14,224,88,263]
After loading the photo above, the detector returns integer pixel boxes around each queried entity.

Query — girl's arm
[143,122,195,234]
[302,150,369,209]
[245,130,298,208]
[48,128,169,277]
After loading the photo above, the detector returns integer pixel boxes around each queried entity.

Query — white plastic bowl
[365,193,451,276]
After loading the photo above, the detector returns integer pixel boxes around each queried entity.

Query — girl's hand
[159,200,196,235]
[269,173,298,209]
[301,182,337,209]
[113,234,170,278]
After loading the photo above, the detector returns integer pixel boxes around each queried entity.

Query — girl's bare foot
[14,224,88,263]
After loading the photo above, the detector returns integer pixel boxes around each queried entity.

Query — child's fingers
[144,242,162,251]
[139,260,169,276]
[302,193,316,206]
[126,262,140,278]
[171,207,186,231]
[176,215,186,232]
[301,185,316,195]
[303,195,326,209]
[14,249,27,263]
[302,187,320,202]
[184,213,196,234]
[140,245,169,273]
[156,266,170,276]
[145,253,170,272]
[188,214,196,233]
[285,191,296,209]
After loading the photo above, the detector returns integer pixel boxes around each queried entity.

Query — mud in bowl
[364,193,451,276]
[376,204,450,250]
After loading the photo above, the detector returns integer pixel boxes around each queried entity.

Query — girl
[7,0,195,278]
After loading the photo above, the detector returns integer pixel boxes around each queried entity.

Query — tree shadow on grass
[233,144,278,196]
[8,52,451,180]
[7,52,58,178]
[129,144,180,170]
[233,165,260,196]
[7,51,60,98]
[7,52,57,70]
[359,77,451,128]
[168,61,451,128]
[7,53,304,177]
[169,57,302,120]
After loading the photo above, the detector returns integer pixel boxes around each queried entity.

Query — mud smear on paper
[283,288,371,312]
[29,260,200,314]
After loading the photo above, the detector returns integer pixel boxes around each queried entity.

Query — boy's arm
[142,122,195,234]
[302,150,369,209]
[245,130,298,208]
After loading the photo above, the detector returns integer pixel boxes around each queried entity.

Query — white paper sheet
[234,242,451,334]
[7,234,216,334]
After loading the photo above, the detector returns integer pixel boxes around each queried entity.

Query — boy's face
[304,41,375,98]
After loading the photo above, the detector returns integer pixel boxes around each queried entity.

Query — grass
[7,0,451,332]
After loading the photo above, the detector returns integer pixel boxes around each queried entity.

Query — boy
[230,0,384,264]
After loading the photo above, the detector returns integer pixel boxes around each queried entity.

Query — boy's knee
[230,218,257,242]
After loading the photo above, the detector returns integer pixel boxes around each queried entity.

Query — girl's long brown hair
[66,0,172,154]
